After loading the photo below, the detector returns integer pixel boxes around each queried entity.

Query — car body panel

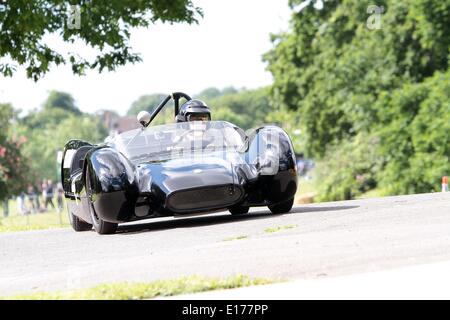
[62,121,298,225]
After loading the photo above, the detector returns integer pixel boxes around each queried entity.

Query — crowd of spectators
[1,180,65,217]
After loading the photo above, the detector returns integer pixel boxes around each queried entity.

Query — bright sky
[0,0,292,116]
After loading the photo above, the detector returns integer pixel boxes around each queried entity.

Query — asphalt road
[1,192,450,296]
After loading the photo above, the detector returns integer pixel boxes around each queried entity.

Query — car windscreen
[110,121,247,163]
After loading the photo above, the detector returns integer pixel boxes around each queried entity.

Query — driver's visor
[187,113,211,122]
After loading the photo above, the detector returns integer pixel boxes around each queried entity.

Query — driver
[175,99,211,123]
[174,99,214,149]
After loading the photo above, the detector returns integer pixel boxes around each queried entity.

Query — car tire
[268,198,294,214]
[69,210,92,232]
[229,205,250,215]
[86,169,118,235]
[89,206,118,235]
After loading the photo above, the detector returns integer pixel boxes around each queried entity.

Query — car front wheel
[86,169,118,235]
[89,205,118,235]
[69,209,92,232]
[268,198,294,214]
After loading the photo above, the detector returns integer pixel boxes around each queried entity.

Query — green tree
[206,87,272,130]
[43,90,81,115]
[0,104,30,200]
[197,87,239,101]
[22,91,80,130]
[374,71,450,195]
[127,94,167,115]
[18,114,108,182]
[196,87,222,100]
[266,0,449,157]
[0,1,202,80]
[265,0,450,199]
[16,91,109,182]
[127,93,176,126]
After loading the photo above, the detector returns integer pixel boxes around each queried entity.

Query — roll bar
[146,92,192,127]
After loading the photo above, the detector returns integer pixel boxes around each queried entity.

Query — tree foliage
[0,0,203,80]
[265,0,450,199]
[43,90,81,115]
[22,90,81,130]
[0,104,29,200]
[127,93,167,116]
[16,92,108,182]
[375,71,450,195]
[203,87,272,130]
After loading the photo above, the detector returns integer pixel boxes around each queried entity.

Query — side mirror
[137,111,151,127]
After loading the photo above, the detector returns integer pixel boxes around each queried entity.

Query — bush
[315,134,382,201]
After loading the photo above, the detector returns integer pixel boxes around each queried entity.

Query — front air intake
[166,185,243,212]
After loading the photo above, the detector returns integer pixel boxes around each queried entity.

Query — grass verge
[3,275,273,300]
[0,198,70,233]
[0,211,69,233]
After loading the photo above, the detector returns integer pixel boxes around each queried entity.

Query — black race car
[61,92,298,234]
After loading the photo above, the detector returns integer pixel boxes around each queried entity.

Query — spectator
[41,180,48,211]
[26,185,38,214]
[34,186,42,213]
[2,198,9,218]
[45,179,55,210]
[16,192,27,215]
[56,182,64,213]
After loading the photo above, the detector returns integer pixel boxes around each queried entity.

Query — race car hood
[135,151,256,212]
[137,153,250,191]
